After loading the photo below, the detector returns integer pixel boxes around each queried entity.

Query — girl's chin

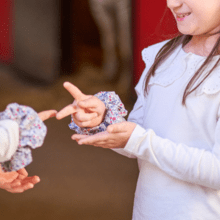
[177,27,194,36]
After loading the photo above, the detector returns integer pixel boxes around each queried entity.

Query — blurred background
[0,0,177,219]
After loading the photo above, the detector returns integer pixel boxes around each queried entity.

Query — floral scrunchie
[0,103,47,172]
[69,91,127,135]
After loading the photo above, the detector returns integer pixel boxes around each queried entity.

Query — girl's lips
[176,12,191,21]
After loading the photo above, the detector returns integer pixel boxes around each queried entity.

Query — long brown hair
[144,35,220,105]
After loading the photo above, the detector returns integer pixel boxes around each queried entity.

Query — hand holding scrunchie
[68,91,127,135]
[56,82,127,135]
[0,103,57,172]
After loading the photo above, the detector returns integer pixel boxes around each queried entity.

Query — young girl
[0,104,56,193]
[57,0,220,219]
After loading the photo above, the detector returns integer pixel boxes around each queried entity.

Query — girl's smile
[176,12,191,21]
[167,0,220,36]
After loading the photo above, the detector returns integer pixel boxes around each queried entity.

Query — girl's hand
[56,82,106,128]
[0,166,40,193]
[38,109,57,121]
[72,121,137,148]
[0,109,56,193]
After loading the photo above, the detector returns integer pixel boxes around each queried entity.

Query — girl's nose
[167,0,183,9]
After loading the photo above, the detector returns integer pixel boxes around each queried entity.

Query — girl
[57,0,220,219]
[0,105,56,193]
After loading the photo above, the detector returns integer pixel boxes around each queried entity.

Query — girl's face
[167,0,220,36]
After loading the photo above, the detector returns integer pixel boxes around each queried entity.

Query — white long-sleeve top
[113,40,220,219]
[0,120,19,162]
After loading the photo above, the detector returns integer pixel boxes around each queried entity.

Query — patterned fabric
[69,91,127,135]
[0,103,47,172]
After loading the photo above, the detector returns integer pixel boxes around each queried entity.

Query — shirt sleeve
[0,120,19,162]
[111,89,144,158]
[123,115,220,190]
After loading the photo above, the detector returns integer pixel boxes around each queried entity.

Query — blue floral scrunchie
[0,103,47,172]
[69,91,127,135]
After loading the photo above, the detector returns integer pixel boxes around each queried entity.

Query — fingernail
[28,184,34,189]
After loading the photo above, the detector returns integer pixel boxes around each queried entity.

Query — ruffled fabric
[194,58,220,96]
[143,44,220,96]
[69,91,127,135]
[0,103,47,172]
[146,46,188,88]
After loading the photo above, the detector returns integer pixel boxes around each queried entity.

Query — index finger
[63,82,87,101]
[56,104,77,120]
[38,110,57,121]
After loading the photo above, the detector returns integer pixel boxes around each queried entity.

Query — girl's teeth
[178,13,190,18]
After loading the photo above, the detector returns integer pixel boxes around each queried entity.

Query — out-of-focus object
[133,0,178,85]
[89,0,132,82]
[12,0,60,83]
[0,0,13,63]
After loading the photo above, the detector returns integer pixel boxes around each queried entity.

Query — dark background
[0,0,138,219]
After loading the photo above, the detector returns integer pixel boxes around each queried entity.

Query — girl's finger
[75,111,98,122]
[2,180,21,190]
[21,176,40,185]
[56,104,77,120]
[63,82,87,101]
[11,182,34,193]
[10,180,21,188]
[6,188,24,193]
[78,96,103,109]
[72,134,89,140]
[38,110,57,121]
[30,176,40,184]
[72,118,96,128]
[17,168,28,177]
[78,132,109,145]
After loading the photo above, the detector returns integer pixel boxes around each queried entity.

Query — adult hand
[56,82,106,128]
[0,166,40,193]
[72,121,136,148]
[38,109,57,121]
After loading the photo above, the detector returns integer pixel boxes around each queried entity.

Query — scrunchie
[0,103,47,172]
[69,91,127,135]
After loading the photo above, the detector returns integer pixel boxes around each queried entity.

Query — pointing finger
[38,110,57,121]
[78,96,102,109]
[56,104,77,120]
[63,82,87,101]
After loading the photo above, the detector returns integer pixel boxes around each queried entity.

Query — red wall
[0,0,13,63]
[133,1,178,85]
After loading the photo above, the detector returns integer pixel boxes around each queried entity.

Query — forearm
[124,125,220,190]
[111,148,136,159]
